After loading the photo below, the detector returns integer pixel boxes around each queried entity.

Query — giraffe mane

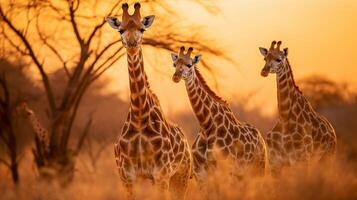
[142,66,160,103]
[285,59,302,94]
[146,82,160,103]
[194,67,228,105]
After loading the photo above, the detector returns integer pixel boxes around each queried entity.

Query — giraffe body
[171,47,269,183]
[259,41,337,172]
[106,3,191,199]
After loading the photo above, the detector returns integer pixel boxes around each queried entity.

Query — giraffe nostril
[172,74,181,83]
[261,67,270,77]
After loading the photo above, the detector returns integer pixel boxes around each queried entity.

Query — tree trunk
[8,126,20,184]
[10,161,19,184]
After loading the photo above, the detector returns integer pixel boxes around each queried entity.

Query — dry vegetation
[0,137,356,200]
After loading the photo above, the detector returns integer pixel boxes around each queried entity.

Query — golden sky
[105,0,357,116]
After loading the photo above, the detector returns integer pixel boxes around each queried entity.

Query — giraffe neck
[127,48,157,125]
[28,113,46,134]
[27,112,50,153]
[185,67,227,130]
[276,59,301,120]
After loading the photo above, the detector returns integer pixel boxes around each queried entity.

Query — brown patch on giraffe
[217,126,227,138]
[284,141,293,151]
[215,114,223,124]
[280,88,289,100]
[280,100,290,111]
[207,135,215,149]
[129,137,140,157]
[195,100,203,112]
[134,67,141,77]
[202,106,209,118]
[204,96,211,106]
[216,138,225,147]
[137,78,145,90]
[120,141,129,154]
[292,133,303,140]
[211,103,218,113]
[224,116,229,127]
[131,96,140,107]
[272,133,282,141]
[151,138,163,150]
[239,134,247,143]
[193,152,206,163]
[225,134,233,146]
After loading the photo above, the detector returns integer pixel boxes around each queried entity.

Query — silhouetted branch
[0,6,56,112]
[35,15,71,78]
[0,157,10,168]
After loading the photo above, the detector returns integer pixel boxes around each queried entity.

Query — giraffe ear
[283,48,288,56]
[192,55,201,65]
[259,47,268,56]
[105,16,121,29]
[142,15,155,28]
[171,53,178,62]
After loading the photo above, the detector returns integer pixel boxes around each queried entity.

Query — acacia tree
[0,0,226,182]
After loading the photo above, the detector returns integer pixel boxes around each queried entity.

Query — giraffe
[16,102,76,184]
[170,47,269,184]
[259,41,337,172]
[105,3,192,200]
[16,102,50,157]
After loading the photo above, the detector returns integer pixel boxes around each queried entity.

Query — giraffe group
[73,2,340,200]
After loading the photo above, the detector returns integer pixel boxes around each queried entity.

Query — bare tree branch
[35,14,71,78]
[0,6,56,112]
[0,157,10,168]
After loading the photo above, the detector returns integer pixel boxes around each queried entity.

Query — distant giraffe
[105,3,192,200]
[259,41,337,172]
[16,103,75,184]
[17,102,50,157]
[170,47,269,184]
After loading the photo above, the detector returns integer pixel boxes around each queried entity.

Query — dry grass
[1,146,356,200]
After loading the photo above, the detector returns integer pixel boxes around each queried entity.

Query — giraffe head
[259,41,289,77]
[105,3,155,52]
[171,47,201,83]
[16,102,34,117]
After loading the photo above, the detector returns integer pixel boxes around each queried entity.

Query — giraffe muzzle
[172,73,182,83]
[261,68,269,77]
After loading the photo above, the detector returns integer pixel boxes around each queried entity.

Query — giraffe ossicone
[171,46,269,183]
[259,41,337,173]
[106,3,192,200]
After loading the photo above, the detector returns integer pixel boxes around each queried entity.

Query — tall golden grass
[1,145,356,200]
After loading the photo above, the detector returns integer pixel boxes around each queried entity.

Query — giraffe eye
[119,29,125,34]
[140,28,145,33]
[276,58,282,62]
[173,63,176,68]
[186,64,192,68]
